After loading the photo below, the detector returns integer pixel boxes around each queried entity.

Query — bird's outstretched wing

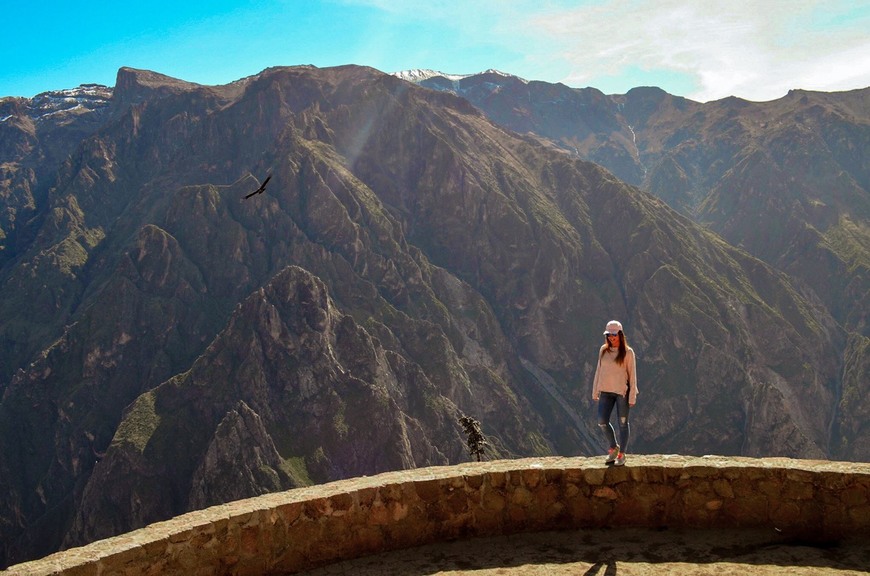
[244,174,272,199]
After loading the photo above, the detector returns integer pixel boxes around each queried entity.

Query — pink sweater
[592,345,638,404]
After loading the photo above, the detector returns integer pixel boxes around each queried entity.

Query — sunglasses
[606,333,620,338]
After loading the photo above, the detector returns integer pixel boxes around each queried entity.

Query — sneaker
[614,452,626,466]
[605,446,619,465]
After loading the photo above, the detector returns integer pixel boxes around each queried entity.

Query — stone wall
[6,455,870,575]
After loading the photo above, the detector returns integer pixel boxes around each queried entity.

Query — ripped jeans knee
[596,392,631,452]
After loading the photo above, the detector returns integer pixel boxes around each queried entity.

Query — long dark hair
[601,330,627,365]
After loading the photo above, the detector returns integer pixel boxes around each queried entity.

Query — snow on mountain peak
[393,69,467,82]
[393,69,527,84]
[481,69,526,82]
[26,84,112,122]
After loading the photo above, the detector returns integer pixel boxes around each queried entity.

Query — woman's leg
[597,393,619,449]
[615,393,631,453]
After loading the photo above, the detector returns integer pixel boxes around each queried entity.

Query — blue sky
[3,0,869,102]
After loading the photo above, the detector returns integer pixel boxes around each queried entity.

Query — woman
[591,320,638,466]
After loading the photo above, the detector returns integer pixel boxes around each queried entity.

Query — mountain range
[0,64,866,567]
[403,69,869,332]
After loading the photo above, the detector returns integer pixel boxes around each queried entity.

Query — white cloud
[513,0,870,101]
[348,0,870,101]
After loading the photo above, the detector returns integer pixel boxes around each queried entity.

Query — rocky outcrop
[188,401,292,510]
[0,84,111,272]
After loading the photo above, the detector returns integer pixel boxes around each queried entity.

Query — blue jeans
[597,392,630,452]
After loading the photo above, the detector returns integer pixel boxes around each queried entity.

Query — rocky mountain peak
[110,66,204,113]
[27,84,112,123]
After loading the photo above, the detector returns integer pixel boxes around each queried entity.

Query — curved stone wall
[6,455,870,575]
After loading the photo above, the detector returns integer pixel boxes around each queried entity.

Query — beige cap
[603,320,623,335]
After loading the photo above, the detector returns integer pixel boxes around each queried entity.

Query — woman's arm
[627,348,638,405]
[592,347,603,400]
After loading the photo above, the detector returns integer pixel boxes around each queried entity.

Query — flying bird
[244,174,272,199]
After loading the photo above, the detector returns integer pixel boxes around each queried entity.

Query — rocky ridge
[409,72,869,335]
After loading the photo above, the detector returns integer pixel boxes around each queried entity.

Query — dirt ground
[299,527,870,575]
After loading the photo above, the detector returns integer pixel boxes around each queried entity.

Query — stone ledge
[5,455,870,575]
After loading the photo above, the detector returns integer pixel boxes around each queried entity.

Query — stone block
[481,486,506,512]
[544,468,563,483]
[583,467,607,486]
[355,486,378,509]
[712,478,734,498]
[330,491,354,513]
[563,468,586,484]
[302,497,332,518]
[593,486,619,500]
[726,476,754,499]
[379,483,407,507]
[277,500,303,526]
[465,473,485,489]
[535,482,561,511]
[488,471,507,488]
[367,500,392,526]
[681,485,713,510]
[509,485,534,507]
[167,529,193,545]
[605,465,631,484]
[756,479,781,498]
[414,478,442,502]
[521,467,542,489]
[628,466,648,482]
[784,469,815,482]
[648,482,677,502]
